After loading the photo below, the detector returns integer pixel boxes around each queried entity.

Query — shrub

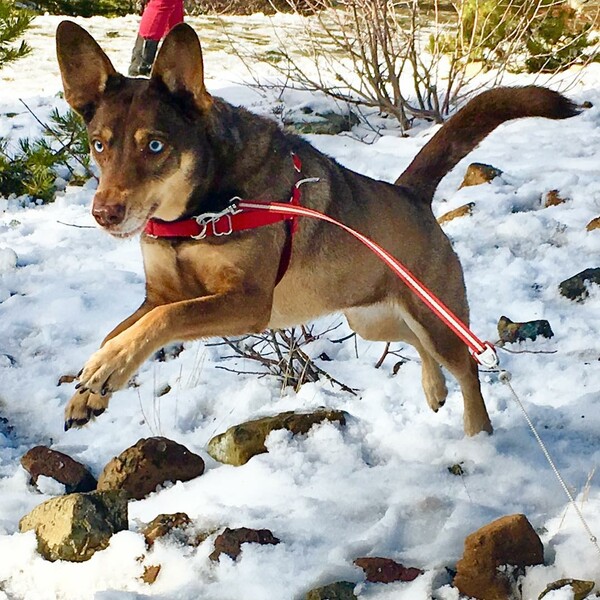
[25,0,136,17]
[186,0,318,15]
[450,0,597,73]
[0,108,92,203]
[0,1,33,69]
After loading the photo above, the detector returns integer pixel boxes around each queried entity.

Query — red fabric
[144,209,291,239]
[139,0,184,40]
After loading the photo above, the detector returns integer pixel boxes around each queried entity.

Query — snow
[0,12,599,600]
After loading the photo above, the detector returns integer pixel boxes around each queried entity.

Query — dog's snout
[92,202,126,227]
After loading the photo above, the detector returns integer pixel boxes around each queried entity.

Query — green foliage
[0,1,33,69]
[443,0,596,73]
[27,0,136,17]
[0,108,92,203]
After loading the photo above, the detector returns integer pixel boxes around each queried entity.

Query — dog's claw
[64,419,72,431]
[74,382,81,390]
[92,407,105,417]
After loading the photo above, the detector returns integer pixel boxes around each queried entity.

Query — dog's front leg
[75,291,271,399]
[64,301,156,429]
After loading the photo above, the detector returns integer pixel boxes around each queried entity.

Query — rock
[438,202,475,225]
[19,490,128,562]
[354,557,423,583]
[497,316,554,344]
[209,527,280,561]
[459,163,502,188]
[284,108,359,135]
[543,190,568,207]
[141,565,161,584]
[539,578,595,600]
[21,446,97,494]
[586,216,600,231]
[97,437,204,500]
[454,514,544,600]
[207,409,347,466]
[559,268,600,302]
[142,512,192,547]
[305,581,357,600]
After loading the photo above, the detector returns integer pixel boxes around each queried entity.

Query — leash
[237,198,499,368]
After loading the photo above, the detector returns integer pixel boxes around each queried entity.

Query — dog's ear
[56,21,117,119]
[151,23,212,112]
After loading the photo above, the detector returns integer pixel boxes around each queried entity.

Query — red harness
[143,153,316,283]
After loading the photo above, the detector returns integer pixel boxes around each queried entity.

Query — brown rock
[207,409,347,466]
[497,316,554,344]
[142,512,192,547]
[459,162,502,188]
[142,565,161,584]
[543,190,568,207]
[209,527,280,561]
[438,202,475,225]
[97,437,204,500]
[586,216,600,231]
[454,514,544,600]
[354,556,423,583]
[19,490,128,562]
[21,446,97,493]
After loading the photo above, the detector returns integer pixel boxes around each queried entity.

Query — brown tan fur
[55,21,579,435]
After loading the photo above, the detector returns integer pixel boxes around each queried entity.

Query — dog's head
[56,21,214,237]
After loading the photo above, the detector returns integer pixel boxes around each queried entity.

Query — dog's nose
[92,203,126,227]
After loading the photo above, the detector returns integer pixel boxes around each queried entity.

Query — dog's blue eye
[148,140,164,154]
[92,140,104,153]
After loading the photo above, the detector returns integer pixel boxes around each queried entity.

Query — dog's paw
[64,388,111,430]
[76,337,143,396]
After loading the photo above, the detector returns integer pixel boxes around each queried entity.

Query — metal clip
[191,203,242,240]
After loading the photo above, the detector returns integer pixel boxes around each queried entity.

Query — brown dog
[56,21,578,435]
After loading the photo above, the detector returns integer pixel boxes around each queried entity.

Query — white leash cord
[498,369,600,558]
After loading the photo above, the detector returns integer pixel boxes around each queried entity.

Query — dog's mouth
[104,203,159,238]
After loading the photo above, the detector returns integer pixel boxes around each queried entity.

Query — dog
[55,20,578,435]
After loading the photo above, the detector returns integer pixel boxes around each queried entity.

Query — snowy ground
[0,12,600,600]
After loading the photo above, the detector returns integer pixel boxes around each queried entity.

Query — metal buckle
[191,203,242,240]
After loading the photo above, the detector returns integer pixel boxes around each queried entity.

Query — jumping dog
[56,21,578,435]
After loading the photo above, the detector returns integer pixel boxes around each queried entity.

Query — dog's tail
[395,86,580,203]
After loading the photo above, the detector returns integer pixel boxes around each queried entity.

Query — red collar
[144,202,291,240]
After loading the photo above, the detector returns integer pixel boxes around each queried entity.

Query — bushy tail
[395,86,580,203]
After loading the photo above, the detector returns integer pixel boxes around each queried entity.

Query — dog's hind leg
[345,304,448,413]
[346,300,492,436]
[402,306,493,436]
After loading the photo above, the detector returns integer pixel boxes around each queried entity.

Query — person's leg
[129,0,183,77]
[128,35,158,77]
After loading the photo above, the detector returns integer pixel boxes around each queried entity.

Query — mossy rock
[208,409,347,466]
